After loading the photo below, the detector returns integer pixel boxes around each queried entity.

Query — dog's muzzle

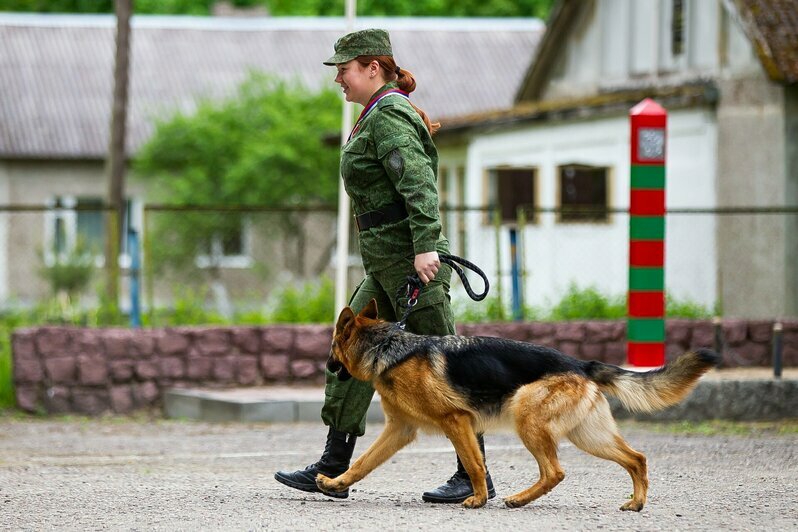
[326,356,352,381]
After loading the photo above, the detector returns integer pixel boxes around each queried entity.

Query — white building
[436,0,798,318]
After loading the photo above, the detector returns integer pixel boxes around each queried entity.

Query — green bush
[268,276,335,324]
[548,283,627,321]
[38,238,95,298]
[666,293,716,319]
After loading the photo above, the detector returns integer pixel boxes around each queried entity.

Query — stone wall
[12,319,798,415]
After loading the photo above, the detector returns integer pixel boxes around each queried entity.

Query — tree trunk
[105,0,133,307]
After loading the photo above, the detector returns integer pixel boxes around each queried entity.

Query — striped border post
[628,99,667,367]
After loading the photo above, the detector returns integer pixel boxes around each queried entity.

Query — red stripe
[627,342,665,367]
[348,88,410,141]
[630,240,664,267]
[630,189,665,215]
[628,291,665,317]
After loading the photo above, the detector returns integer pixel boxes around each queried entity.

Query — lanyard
[347,88,409,142]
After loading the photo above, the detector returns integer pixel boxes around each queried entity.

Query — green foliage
[666,294,715,319]
[0,318,21,409]
[267,0,552,17]
[135,73,341,277]
[38,238,95,297]
[455,284,716,323]
[136,74,341,206]
[268,276,335,323]
[143,287,228,326]
[0,0,555,17]
[548,283,627,321]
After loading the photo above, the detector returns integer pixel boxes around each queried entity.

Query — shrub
[268,276,335,324]
[548,283,627,321]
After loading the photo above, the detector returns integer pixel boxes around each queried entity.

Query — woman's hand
[414,251,440,284]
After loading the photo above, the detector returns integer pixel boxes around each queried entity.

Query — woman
[274,28,494,504]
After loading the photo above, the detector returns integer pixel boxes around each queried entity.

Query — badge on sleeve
[388,149,405,176]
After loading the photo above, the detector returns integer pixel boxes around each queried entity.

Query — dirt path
[1,417,796,530]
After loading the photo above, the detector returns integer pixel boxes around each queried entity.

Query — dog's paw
[316,473,349,494]
[620,500,644,512]
[315,474,342,493]
[503,496,527,509]
[462,495,487,509]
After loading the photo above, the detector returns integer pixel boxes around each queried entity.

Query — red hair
[356,55,441,135]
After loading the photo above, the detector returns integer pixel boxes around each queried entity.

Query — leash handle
[394,253,490,330]
[439,253,490,301]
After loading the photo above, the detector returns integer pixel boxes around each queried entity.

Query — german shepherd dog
[319,300,720,510]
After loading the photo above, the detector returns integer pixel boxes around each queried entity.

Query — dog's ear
[336,306,355,335]
[358,298,379,320]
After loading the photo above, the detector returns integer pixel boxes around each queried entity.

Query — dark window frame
[485,166,538,226]
[556,164,611,224]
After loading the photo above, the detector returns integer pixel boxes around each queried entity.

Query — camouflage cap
[323,28,393,65]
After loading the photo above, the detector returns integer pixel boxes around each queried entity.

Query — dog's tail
[583,349,720,413]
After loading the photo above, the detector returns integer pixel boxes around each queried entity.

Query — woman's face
[335,59,380,106]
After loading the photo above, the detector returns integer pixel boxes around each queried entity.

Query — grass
[628,419,798,436]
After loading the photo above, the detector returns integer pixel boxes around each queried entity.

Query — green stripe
[630,216,665,240]
[627,318,665,342]
[629,267,665,290]
[631,165,665,189]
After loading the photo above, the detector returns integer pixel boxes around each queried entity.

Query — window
[671,0,685,56]
[487,167,536,224]
[46,196,139,267]
[195,215,252,269]
[557,164,610,223]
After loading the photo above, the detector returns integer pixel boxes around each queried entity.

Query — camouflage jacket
[341,82,449,273]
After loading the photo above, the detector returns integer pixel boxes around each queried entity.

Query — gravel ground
[1,417,796,531]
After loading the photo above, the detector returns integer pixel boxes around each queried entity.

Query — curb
[164,377,798,424]
[164,387,385,423]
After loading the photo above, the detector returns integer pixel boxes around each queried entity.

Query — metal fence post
[128,228,141,328]
[493,207,504,320]
[772,322,783,379]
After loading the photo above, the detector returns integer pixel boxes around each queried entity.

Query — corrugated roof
[438,82,718,137]
[729,0,798,84]
[0,15,543,159]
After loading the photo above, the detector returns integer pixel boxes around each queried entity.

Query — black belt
[355,202,408,231]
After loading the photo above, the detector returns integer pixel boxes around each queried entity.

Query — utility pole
[333,0,356,319]
[105,0,133,307]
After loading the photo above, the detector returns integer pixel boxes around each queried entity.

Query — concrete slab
[164,369,797,423]
[163,386,384,423]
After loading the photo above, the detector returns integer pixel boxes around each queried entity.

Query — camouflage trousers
[321,257,456,436]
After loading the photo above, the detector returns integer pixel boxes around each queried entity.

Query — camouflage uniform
[321,81,455,436]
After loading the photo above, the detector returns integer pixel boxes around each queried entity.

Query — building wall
[716,77,791,317]
[786,86,798,316]
[438,107,718,310]
[543,0,761,101]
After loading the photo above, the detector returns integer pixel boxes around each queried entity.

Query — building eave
[438,82,719,142]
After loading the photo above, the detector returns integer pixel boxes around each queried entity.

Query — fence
[0,203,796,325]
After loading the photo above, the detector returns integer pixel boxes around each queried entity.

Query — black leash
[395,253,490,330]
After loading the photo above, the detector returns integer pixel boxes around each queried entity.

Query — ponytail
[356,56,441,135]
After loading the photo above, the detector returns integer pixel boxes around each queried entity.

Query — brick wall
[12,319,798,415]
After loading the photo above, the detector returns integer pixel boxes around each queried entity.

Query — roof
[437,83,718,139]
[727,0,798,84]
[0,14,543,159]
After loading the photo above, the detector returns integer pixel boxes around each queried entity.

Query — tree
[0,0,555,18]
[104,0,132,310]
[134,74,341,312]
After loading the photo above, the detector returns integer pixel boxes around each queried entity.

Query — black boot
[422,434,496,503]
[274,426,357,499]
